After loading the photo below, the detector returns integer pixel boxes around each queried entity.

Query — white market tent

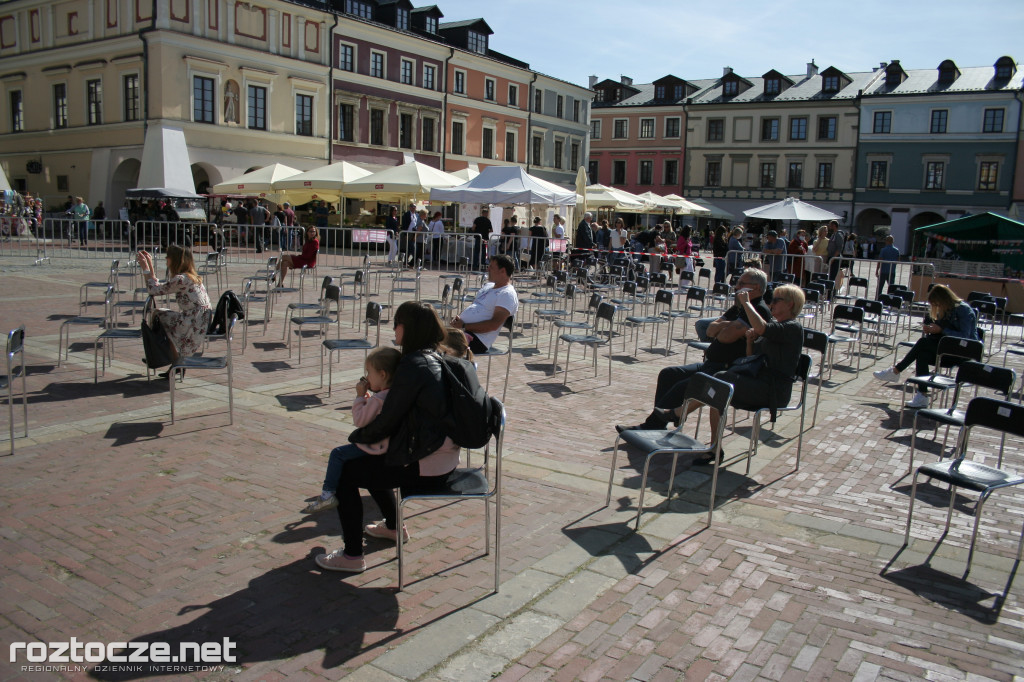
[584,184,648,212]
[128,125,203,198]
[211,163,302,197]
[343,161,462,203]
[450,167,480,182]
[430,165,576,206]
[271,161,373,205]
[662,194,712,216]
[743,196,839,221]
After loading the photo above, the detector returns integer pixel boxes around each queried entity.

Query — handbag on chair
[141,297,173,369]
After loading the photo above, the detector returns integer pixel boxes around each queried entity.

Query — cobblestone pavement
[1,254,1022,681]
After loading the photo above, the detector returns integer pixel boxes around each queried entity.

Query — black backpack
[436,353,494,449]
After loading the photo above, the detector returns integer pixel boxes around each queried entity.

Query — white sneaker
[873,367,901,382]
[906,392,929,409]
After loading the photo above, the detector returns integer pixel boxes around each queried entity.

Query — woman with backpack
[316,301,461,574]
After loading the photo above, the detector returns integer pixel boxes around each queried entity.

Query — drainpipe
[526,71,538,174]
[328,12,338,165]
[138,0,157,136]
[441,47,454,170]
[1009,91,1024,212]
[850,89,862,236]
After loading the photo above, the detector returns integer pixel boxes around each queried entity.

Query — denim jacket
[938,301,979,340]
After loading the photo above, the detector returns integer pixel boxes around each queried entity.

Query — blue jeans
[322,443,370,494]
[694,317,714,343]
[654,360,728,409]
[713,257,726,284]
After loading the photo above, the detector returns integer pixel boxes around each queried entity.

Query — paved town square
[1,254,1022,681]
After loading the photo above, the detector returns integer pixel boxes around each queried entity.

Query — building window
[396,7,409,30]
[483,128,494,159]
[370,52,385,79]
[707,119,724,142]
[817,116,836,140]
[978,161,998,191]
[925,161,945,190]
[57,175,69,192]
[872,111,891,134]
[370,108,384,145]
[664,159,678,185]
[789,117,807,141]
[467,30,486,55]
[339,44,354,72]
[869,160,888,188]
[423,65,435,90]
[296,94,313,136]
[673,85,684,99]
[553,139,563,169]
[338,103,354,142]
[665,117,680,138]
[532,136,543,165]
[451,121,464,155]
[192,76,213,124]
[787,162,803,188]
[400,59,413,85]
[588,160,599,184]
[399,113,413,149]
[759,162,776,188]
[570,142,579,169]
[533,89,542,113]
[723,80,738,97]
[765,78,780,95]
[86,79,103,125]
[817,162,833,189]
[424,16,437,33]
[761,118,779,141]
[9,90,23,132]
[591,119,601,139]
[123,74,139,122]
[556,95,564,118]
[930,109,948,134]
[613,160,626,185]
[639,160,653,185]
[983,108,1004,133]
[655,85,666,100]
[247,85,266,130]
[505,131,516,162]
[454,71,466,95]
[594,89,605,103]
[823,75,840,92]
[422,118,435,152]
[346,0,372,19]
[705,161,721,187]
[639,118,655,139]
[508,84,518,106]
[573,100,580,122]
[613,119,628,139]
[484,78,495,101]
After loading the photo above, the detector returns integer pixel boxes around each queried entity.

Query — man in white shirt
[553,215,566,238]
[451,254,519,353]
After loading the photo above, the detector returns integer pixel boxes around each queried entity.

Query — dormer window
[594,89,605,103]
[673,85,683,99]
[655,85,666,100]
[424,16,437,33]
[345,0,372,20]
[467,30,487,55]
[823,75,839,92]
[937,59,960,85]
[995,56,1016,79]
[723,80,738,97]
[885,61,907,87]
[614,87,621,100]
[396,8,409,30]
[764,78,780,95]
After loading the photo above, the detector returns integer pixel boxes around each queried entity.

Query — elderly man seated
[451,254,519,354]
[618,267,773,433]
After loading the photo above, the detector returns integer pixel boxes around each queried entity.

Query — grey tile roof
[862,65,1024,96]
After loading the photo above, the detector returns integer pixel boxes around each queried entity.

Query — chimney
[723,66,733,76]
[589,75,598,89]
[620,75,632,86]
[807,60,818,77]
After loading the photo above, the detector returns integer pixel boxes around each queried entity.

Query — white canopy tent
[343,161,462,203]
[271,161,373,205]
[450,167,480,182]
[430,165,576,206]
[584,184,649,212]
[662,194,712,216]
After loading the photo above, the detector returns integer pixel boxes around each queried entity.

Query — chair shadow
[276,393,325,412]
[252,341,287,352]
[880,545,1018,624]
[524,381,574,398]
[25,377,166,404]
[88,550,401,680]
[252,361,294,374]
[103,421,164,446]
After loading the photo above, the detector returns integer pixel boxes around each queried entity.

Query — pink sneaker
[315,550,365,573]
[364,520,411,543]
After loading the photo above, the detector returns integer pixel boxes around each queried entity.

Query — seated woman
[646,284,804,464]
[277,225,319,283]
[315,301,461,573]
[137,245,212,378]
[872,284,978,408]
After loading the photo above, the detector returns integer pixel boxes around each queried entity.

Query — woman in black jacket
[316,301,460,573]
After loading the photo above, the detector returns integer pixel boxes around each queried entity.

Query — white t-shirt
[609,228,626,250]
[430,219,445,237]
[553,223,566,238]
[460,282,519,349]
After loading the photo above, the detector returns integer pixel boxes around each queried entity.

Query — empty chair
[169,315,236,425]
[59,286,114,366]
[2,326,28,456]
[825,304,864,378]
[904,397,1024,577]
[93,323,144,383]
[321,302,383,396]
[80,260,121,313]
[197,251,226,293]
[552,302,616,385]
[801,329,829,427]
[623,289,672,357]
[286,284,341,363]
[282,275,336,339]
[533,283,578,346]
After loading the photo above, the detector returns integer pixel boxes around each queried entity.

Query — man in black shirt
[619,268,773,431]
[472,207,493,269]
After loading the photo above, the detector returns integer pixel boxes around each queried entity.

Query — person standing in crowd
[574,212,595,255]
[529,216,548,269]
[875,234,900,297]
[810,225,829,276]
[281,202,297,250]
[762,230,788,282]
[472,207,493,270]
[71,196,91,246]
[712,225,729,284]
[552,215,566,239]
[726,226,746,276]
[676,225,694,275]
[787,229,808,285]
[825,219,847,290]
[428,211,445,266]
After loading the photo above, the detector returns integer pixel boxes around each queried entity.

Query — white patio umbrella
[211,163,302,197]
[743,197,839,222]
[584,184,647,212]
[271,161,373,205]
[635,191,681,211]
[663,194,712,216]
[450,167,480,182]
[343,161,462,203]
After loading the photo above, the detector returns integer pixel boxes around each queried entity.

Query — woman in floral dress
[137,245,212,365]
